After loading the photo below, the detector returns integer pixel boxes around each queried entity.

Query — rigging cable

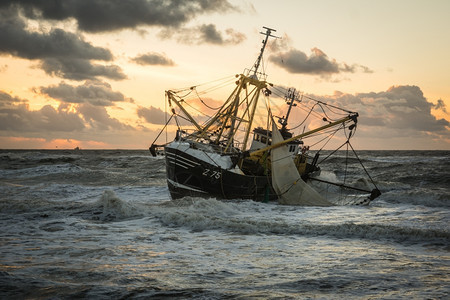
[193,87,222,110]
[151,114,174,146]
[303,95,355,114]
[289,103,320,130]
[311,124,345,150]
[171,75,235,94]
[347,141,380,192]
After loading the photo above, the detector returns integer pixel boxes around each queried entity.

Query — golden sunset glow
[0,0,449,150]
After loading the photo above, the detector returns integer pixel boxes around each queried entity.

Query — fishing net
[270,122,333,206]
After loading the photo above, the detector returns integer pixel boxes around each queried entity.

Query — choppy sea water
[0,149,448,299]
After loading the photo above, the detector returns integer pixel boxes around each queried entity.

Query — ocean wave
[150,197,450,245]
[0,163,83,180]
[380,189,450,207]
[91,190,147,221]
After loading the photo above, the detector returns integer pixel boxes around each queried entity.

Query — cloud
[270,47,373,77]
[434,99,447,113]
[268,35,372,78]
[38,80,134,106]
[0,23,111,61]
[0,6,125,80]
[78,103,134,130]
[131,52,175,66]
[0,1,242,81]
[2,84,448,149]
[40,58,127,80]
[309,85,449,134]
[137,106,170,125]
[0,90,133,135]
[0,8,110,60]
[137,102,212,126]
[0,98,85,132]
[158,24,246,45]
[0,91,27,107]
[278,47,339,74]
[2,0,237,33]
[198,24,246,45]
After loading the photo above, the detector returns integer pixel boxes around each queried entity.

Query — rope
[289,102,323,130]
[347,142,380,191]
[194,87,221,110]
[151,114,174,145]
[303,95,355,114]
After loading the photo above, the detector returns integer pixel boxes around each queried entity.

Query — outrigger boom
[249,113,358,157]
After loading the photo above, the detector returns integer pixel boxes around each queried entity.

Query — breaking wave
[151,197,450,245]
[93,190,146,221]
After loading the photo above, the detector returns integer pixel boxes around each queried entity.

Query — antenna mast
[278,88,299,131]
[251,26,280,78]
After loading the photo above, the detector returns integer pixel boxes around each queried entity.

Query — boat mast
[250,26,279,78]
[224,27,279,151]
[235,27,279,151]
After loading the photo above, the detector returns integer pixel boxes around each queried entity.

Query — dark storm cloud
[1,0,237,33]
[39,81,133,106]
[0,1,241,80]
[0,6,126,81]
[131,52,175,66]
[40,58,127,81]
[310,85,449,133]
[159,24,246,45]
[137,106,169,125]
[270,47,373,76]
[0,10,111,60]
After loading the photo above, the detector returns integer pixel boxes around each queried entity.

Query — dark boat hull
[165,145,277,201]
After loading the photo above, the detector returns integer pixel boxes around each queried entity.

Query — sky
[0,0,449,150]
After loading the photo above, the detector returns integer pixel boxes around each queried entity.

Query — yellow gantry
[249,114,357,157]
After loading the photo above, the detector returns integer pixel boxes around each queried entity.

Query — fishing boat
[151,27,380,206]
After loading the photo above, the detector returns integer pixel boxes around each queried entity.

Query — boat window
[254,134,260,141]
[261,136,267,144]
